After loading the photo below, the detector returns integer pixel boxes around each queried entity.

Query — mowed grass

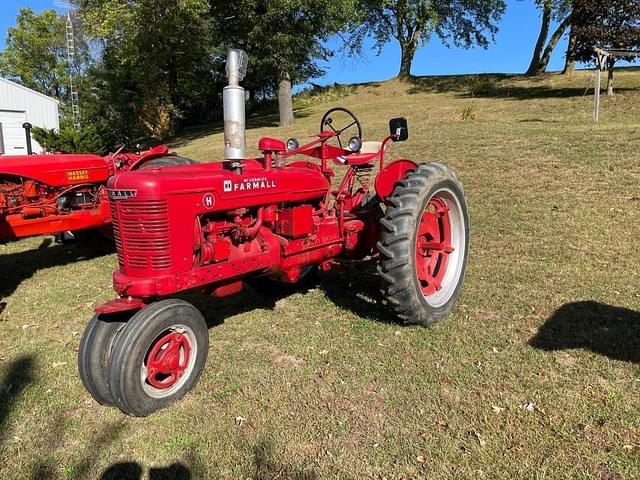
[1,70,640,479]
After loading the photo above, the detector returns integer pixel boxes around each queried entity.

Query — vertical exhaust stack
[224,49,248,163]
[22,122,33,155]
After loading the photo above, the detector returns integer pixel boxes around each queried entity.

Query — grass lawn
[1,70,639,479]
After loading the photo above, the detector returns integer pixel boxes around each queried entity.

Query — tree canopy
[212,0,357,126]
[349,0,507,78]
[74,0,218,139]
[0,8,88,109]
[572,0,640,93]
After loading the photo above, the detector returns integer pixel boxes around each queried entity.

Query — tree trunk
[278,72,294,127]
[398,39,418,79]
[537,14,572,74]
[607,59,615,96]
[526,4,552,76]
[562,25,577,74]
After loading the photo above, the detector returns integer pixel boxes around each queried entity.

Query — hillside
[1,70,639,479]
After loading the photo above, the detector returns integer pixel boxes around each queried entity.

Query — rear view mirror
[389,117,408,142]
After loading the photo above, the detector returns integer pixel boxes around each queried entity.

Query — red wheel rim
[415,197,455,297]
[145,330,192,390]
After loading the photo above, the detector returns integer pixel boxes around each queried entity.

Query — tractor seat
[334,141,386,166]
[360,141,384,154]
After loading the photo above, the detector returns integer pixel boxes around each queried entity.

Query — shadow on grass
[248,438,318,480]
[405,72,638,100]
[0,237,111,301]
[31,418,127,480]
[406,73,511,95]
[100,462,192,480]
[530,301,640,363]
[179,287,285,330]
[320,263,397,325]
[100,438,319,480]
[0,355,34,442]
[177,261,396,330]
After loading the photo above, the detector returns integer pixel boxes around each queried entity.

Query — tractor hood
[108,160,329,210]
[0,153,110,187]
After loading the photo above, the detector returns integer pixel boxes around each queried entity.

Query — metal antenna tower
[55,1,81,129]
[66,12,80,129]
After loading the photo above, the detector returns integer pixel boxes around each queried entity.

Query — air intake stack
[223,49,248,163]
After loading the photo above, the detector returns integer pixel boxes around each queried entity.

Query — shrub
[32,124,111,155]
[468,76,496,97]
[461,103,478,121]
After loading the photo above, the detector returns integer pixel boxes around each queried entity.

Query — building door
[0,110,27,155]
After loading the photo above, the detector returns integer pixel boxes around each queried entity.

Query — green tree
[32,124,110,154]
[572,0,640,95]
[213,0,357,126]
[0,8,89,107]
[349,0,507,79]
[0,7,92,125]
[74,0,218,139]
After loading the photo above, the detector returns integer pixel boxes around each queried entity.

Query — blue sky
[0,0,593,85]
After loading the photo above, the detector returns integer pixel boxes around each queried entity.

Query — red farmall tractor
[79,50,470,416]
[0,143,194,243]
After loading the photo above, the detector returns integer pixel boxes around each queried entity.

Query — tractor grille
[111,199,171,270]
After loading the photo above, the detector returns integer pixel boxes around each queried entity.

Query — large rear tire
[78,313,128,406]
[108,299,208,417]
[377,163,469,327]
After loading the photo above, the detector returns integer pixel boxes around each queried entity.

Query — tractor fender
[127,145,171,170]
[374,159,417,201]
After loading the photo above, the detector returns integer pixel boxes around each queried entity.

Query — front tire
[377,163,469,327]
[108,300,208,417]
[78,314,128,406]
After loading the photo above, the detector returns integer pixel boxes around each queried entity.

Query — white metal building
[0,77,60,155]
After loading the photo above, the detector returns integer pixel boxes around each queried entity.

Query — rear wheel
[377,163,469,327]
[78,313,128,406]
[108,299,208,417]
[138,155,196,169]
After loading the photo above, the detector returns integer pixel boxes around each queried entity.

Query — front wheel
[108,299,208,416]
[377,163,469,327]
[78,313,128,406]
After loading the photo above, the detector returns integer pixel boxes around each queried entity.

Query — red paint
[415,197,454,296]
[145,331,191,390]
[276,205,314,238]
[96,296,146,314]
[258,137,286,153]
[375,159,417,201]
[98,120,421,313]
[0,145,174,239]
[209,280,243,298]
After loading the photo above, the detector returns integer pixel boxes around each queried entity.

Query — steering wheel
[320,107,363,148]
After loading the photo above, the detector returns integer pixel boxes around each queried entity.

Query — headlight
[286,138,299,151]
[348,136,362,152]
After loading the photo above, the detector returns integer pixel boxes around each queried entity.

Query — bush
[468,76,497,97]
[32,124,111,155]
[461,103,478,121]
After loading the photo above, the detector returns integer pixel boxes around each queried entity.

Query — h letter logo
[202,193,215,209]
